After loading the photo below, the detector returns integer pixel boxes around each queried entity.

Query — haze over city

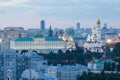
[1,0,120,80]
[0,0,120,29]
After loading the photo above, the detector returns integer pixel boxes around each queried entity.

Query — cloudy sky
[0,0,120,29]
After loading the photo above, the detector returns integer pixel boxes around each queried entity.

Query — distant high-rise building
[75,22,81,37]
[76,22,80,30]
[103,23,107,29]
[3,27,26,42]
[58,29,64,35]
[40,20,45,31]
[65,28,75,36]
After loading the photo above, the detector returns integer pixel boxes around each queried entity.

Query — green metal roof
[14,38,34,41]
[45,37,63,41]
[33,34,43,38]
[91,59,117,64]
[14,37,63,41]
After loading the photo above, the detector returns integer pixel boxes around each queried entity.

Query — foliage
[38,42,120,68]
[39,49,103,65]
[111,42,120,63]
[113,42,120,54]
[77,72,120,80]
[21,50,28,54]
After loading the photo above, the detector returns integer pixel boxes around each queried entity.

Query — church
[84,19,103,53]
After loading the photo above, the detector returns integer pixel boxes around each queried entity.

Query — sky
[0,0,120,29]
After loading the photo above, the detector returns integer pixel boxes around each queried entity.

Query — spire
[19,33,21,38]
[48,25,53,37]
[50,25,52,30]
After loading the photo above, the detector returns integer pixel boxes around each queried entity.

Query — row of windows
[11,42,65,49]
[13,45,65,49]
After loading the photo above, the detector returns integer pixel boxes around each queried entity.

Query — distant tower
[40,20,45,31]
[76,22,80,30]
[103,23,107,29]
[96,19,101,41]
[19,33,21,38]
[48,25,53,37]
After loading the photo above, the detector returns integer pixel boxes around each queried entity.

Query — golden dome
[96,19,100,25]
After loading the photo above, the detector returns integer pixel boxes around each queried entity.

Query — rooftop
[13,37,64,42]
[14,38,34,41]
[89,59,118,64]
[45,37,63,41]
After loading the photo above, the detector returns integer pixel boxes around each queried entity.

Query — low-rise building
[84,42,103,52]
[47,64,88,80]
[3,27,27,42]
[17,52,47,79]
[0,50,17,80]
[88,59,118,71]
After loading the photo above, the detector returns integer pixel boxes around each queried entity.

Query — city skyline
[0,0,120,29]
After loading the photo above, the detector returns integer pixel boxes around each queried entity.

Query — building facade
[47,64,88,80]
[88,59,118,71]
[0,50,17,80]
[3,27,27,42]
[10,36,66,53]
[17,52,47,79]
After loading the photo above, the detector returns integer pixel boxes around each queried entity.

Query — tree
[113,42,120,54]
[32,50,38,54]
[57,49,63,54]
[16,50,19,53]
[75,43,84,53]
[77,72,120,80]
[111,42,120,64]
[80,72,87,80]
[21,50,28,54]
[117,64,120,71]
[111,62,116,71]
[66,50,71,54]
[104,62,111,71]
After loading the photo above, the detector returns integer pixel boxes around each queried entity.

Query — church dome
[96,19,100,25]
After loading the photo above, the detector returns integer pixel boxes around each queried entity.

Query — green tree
[117,64,120,71]
[77,72,120,80]
[75,43,84,53]
[21,50,28,54]
[57,49,63,54]
[104,62,111,71]
[113,42,120,54]
[111,62,116,71]
[66,49,71,54]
